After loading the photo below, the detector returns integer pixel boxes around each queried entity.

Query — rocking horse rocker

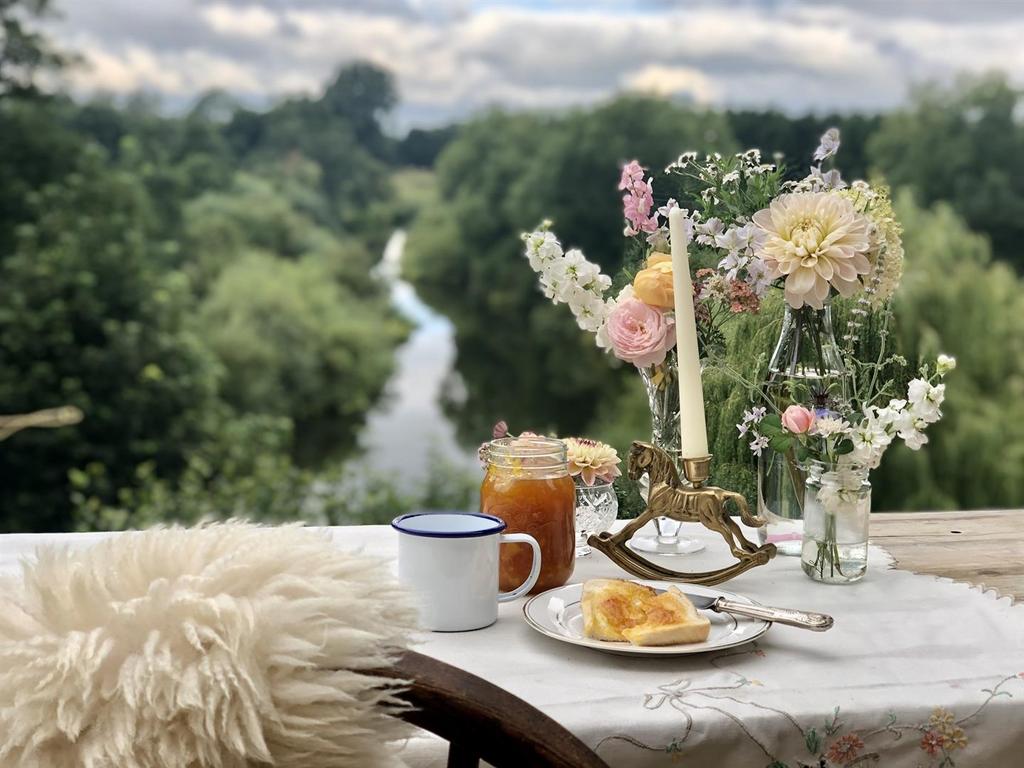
[588,441,777,585]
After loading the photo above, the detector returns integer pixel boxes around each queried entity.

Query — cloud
[49,0,1024,126]
[622,65,718,104]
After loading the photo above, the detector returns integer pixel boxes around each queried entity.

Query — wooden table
[871,509,1023,602]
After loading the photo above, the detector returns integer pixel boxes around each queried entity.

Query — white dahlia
[752,192,872,309]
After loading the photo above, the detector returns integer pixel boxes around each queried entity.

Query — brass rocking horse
[588,441,777,585]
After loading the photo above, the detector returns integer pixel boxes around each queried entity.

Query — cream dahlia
[752,192,872,309]
[562,437,621,486]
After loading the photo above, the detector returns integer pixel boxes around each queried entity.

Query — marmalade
[481,437,575,594]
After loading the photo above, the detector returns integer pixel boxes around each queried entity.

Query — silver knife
[682,592,834,632]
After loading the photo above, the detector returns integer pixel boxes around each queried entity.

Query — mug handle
[497,533,542,602]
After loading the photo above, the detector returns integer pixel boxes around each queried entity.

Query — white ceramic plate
[522,580,771,656]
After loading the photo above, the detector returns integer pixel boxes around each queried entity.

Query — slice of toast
[581,578,657,641]
[620,586,711,646]
[581,579,711,646]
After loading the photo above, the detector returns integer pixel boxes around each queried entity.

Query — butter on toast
[581,579,711,646]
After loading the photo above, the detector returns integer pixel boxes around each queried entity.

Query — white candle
[668,208,709,458]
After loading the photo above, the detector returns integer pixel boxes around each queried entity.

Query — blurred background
[2,0,1022,532]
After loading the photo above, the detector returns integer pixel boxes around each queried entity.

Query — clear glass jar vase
[801,460,870,584]
[758,301,849,555]
[573,480,618,557]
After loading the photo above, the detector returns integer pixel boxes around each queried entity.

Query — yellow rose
[632,261,675,308]
[646,251,672,267]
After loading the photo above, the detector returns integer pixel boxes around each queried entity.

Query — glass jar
[801,460,871,584]
[481,436,575,594]
[758,301,850,555]
[573,480,618,557]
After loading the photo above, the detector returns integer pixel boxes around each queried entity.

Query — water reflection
[356,230,478,490]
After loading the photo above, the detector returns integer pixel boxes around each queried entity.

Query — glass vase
[632,349,705,556]
[801,461,870,584]
[757,301,849,555]
[574,480,618,557]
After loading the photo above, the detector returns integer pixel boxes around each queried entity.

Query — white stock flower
[714,226,746,254]
[745,258,772,297]
[892,410,930,450]
[812,416,850,438]
[813,128,841,162]
[568,288,609,332]
[806,165,847,191]
[870,398,907,428]
[718,251,748,281]
[696,217,724,246]
[850,420,891,468]
[525,231,563,271]
[937,354,957,375]
[907,379,945,424]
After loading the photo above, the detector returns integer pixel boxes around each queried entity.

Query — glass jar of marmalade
[481,436,575,594]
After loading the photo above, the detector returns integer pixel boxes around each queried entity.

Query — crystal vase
[801,460,870,583]
[574,480,618,557]
[757,301,849,555]
[632,349,705,556]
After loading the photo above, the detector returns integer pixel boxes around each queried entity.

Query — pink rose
[781,405,816,434]
[606,298,676,368]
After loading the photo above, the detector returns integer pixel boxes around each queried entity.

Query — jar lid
[485,435,567,472]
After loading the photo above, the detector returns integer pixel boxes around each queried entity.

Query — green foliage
[198,251,407,465]
[0,0,67,96]
[0,57,417,531]
[870,192,1024,509]
[0,146,222,531]
[868,73,1024,268]
[397,125,459,168]
[224,63,397,235]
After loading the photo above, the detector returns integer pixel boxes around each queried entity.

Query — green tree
[868,74,1024,268]
[0,146,222,531]
[871,192,1024,510]
[224,62,397,236]
[0,0,66,96]
[198,251,407,465]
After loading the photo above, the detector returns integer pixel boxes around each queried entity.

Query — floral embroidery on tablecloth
[595,647,1021,767]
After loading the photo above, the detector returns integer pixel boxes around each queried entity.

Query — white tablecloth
[2,522,1022,767]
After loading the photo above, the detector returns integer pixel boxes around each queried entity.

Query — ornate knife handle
[714,598,834,632]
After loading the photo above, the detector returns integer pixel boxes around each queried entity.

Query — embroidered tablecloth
[2,522,1022,767]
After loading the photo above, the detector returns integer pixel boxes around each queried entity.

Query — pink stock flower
[620,160,660,235]
[605,298,676,368]
[618,160,645,190]
[781,405,816,434]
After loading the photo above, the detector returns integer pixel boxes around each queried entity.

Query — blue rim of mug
[391,512,507,539]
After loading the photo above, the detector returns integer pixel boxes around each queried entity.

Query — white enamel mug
[392,512,541,632]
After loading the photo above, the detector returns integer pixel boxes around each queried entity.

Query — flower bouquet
[522,128,951,575]
[740,355,954,582]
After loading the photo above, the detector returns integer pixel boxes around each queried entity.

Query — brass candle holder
[588,441,776,586]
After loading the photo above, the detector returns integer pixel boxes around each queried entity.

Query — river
[354,230,478,490]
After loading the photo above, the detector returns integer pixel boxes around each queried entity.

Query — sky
[49,0,1024,130]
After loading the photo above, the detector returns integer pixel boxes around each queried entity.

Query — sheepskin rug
[0,521,418,768]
